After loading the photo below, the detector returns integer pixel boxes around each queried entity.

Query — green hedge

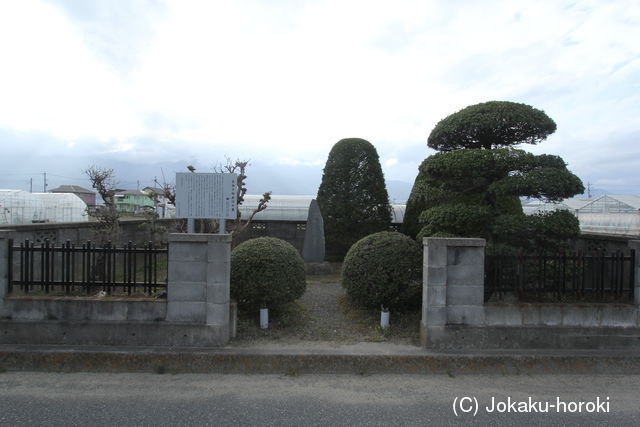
[230,237,306,310]
[342,232,422,311]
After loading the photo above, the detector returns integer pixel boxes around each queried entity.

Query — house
[114,190,155,215]
[48,185,96,207]
[142,186,173,218]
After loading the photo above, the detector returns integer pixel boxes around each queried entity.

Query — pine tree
[403,101,584,251]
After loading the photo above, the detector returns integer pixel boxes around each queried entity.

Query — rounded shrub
[342,232,422,311]
[231,237,306,311]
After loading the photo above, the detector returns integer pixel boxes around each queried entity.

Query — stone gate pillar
[421,237,486,347]
[166,233,231,339]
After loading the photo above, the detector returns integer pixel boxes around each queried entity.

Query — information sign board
[175,173,237,219]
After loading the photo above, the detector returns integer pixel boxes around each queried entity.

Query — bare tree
[86,166,117,208]
[213,157,272,236]
[85,165,120,243]
[162,183,176,207]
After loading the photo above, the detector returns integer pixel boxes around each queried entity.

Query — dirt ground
[231,270,422,346]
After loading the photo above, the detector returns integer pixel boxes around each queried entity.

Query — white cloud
[0,0,144,142]
[278,158,324,167]
[0,0,638,191]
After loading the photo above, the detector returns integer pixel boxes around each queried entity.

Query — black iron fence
[8,239,168,296]
[485,250,636,303]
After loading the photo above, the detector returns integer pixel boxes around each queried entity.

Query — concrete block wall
[0,231,232,347]
[421,237,640,349]
[421,237,486,346]
[166,233,231,333]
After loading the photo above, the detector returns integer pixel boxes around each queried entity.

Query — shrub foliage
[230,237,306,310]
[317,138,391,259]
[427,101,557,151]
[342,232,422,311]
[404,101,584,251]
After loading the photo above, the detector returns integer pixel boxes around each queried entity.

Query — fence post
[628,240,640,306]
[0,231,13,317]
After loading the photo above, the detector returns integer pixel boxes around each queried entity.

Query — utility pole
[587,182,592,198]
[30,178,33,193]
[43,172,47,192]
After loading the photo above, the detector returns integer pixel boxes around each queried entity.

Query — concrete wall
[0,218,183,246]
[573,232,635,253]
[0,232,231,347]
[421,237,640,349]
[0,218,306,253]
[233,220,307,253]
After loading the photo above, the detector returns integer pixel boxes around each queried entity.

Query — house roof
[143,187,164,194]
[49,185,95,194]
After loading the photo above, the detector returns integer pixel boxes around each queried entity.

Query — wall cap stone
[423,237,486,248]
[628,240,640,250]
[168,233,232,243]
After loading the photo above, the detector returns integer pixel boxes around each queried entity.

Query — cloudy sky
[0,0,638,200]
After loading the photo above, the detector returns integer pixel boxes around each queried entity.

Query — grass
[236,301,311,340]
[337,294,421,344]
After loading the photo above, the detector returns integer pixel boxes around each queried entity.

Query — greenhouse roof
[238,194,406,223]
[605,195,640,210]
[577,195,640,214]
[562,198,593,210]
[49,185,95,194]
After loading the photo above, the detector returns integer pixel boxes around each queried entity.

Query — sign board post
[175,173,237,234]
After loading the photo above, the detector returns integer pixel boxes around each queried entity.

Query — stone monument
[302,199,325,263]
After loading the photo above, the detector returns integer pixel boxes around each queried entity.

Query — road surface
[0,372,638,426]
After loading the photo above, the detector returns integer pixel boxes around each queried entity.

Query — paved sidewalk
[2,342,640,375]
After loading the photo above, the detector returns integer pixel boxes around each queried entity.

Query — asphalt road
[0,372,638,426]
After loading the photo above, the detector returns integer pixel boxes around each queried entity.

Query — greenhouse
[0,190,88,224]
[522,195,640,236]
[0,190,45,224]
[33,193,89,223]
[238,194,406,223]
[521,197,591,215]
[576,195,640,236]
[239,195,312,221]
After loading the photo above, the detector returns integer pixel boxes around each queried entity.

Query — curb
[2,345,640,375]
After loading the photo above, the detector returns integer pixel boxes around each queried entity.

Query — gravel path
[297,280,370,341]
[231,275,421,346]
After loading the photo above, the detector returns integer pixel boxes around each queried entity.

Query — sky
[0,0,639,201]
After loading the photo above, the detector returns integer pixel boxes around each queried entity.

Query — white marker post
[175,173,237,233]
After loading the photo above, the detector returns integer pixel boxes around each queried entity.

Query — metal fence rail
[8,239,168,296]
[485,250,635,303]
